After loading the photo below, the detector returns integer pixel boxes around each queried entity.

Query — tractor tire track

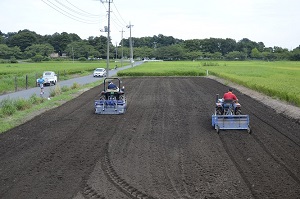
[102,143,156,199]
[218,134,259,199]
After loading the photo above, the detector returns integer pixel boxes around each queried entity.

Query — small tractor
[94,78,127,114]
[212,94,251,133]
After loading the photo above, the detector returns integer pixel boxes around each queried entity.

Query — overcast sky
[1,0,299,50]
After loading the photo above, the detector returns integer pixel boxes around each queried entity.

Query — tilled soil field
[0,77,300,199]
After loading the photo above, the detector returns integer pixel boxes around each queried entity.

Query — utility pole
[72,46,74,63]
[101,0,113,77]
[126,22,134,67]
[115,42,118,60]
[120,29,125,68]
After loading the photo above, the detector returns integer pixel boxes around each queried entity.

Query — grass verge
[0,80,102,134]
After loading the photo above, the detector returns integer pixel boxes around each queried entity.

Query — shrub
[10,56,18,63]
[78,57,87,61]
[29,94,44,104]
[49,84,61,97]
[0,99,17,116]
[61,85,71,92]
[31,54,43,62]
[15,98,32,110]
[71,82,80,89]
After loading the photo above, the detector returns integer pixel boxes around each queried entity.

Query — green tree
[132,46,154,59]
[31,54,43,62]
[8,29,38,51]
[183,51,203,60]
[24,43,54,58]
[154,44,185,60]
[65,41,98,59]
[289,49,300,61]
[49,32,72,55]
[261,51,276,61]
[250,48,262,59]
[183,39,202,52]
[0,31,4,44]
[0,44,22,59]
[225,51,247,60]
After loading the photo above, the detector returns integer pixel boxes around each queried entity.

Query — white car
[93,68,107,77]
[37,71,57,86]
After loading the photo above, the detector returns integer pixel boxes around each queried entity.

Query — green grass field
[202,61,300,106]
[118,61,206,76]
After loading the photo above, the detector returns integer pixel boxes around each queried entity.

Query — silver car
[93,68,107,77]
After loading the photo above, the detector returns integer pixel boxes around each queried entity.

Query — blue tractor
[212,94,251,133]
[94,78,127,114]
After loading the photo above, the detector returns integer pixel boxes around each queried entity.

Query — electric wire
[54,0,100,18]
[112,2,128,26]
[65,0,101,17]
[41,0,101,24]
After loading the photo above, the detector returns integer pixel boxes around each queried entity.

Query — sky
[1,0,299,50]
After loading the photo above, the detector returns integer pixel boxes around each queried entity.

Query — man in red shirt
[223,88,238,102]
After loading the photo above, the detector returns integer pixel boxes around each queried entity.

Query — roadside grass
[0,61,112,94]
[0,80,102,134]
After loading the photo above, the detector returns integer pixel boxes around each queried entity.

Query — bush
[31,54,43,62]
[10,56,18,63]
[49,84,61,97]
[0,99,17,116]
[61,85,71,92]
[71,82,80,89]
[15,98,32,110]
[78,57,87,61]
[29,94,44,104]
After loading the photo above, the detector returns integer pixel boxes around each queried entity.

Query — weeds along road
[0,77,299,199]
[0,62,141,102]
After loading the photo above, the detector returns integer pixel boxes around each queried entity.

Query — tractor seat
[106,88,119,92]
[223,99,234,108]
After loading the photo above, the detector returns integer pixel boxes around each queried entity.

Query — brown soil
[0,77,299,199]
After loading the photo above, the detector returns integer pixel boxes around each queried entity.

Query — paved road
[0,61,142,102]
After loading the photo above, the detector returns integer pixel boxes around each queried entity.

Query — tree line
[1,29,300,62]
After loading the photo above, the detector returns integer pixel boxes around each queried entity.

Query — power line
[112,2,127,27]
[54,0,100,18]
[65,0,101,17]
[41,0,101,24]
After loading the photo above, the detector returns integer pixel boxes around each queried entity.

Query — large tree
[7,29,38,51]
[24,43,54,58]
[0,44,22,59]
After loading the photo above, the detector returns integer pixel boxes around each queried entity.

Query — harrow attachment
[212,114,250,133]
[95,99,126,114]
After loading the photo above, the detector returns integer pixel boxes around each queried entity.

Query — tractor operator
[223,88,238,102]
[108,82,118,90]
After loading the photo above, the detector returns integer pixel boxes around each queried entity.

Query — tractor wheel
[216,108,222,115]
[99,94,106,100]
[247,126,252,134]
[235,109,242,115]
[215,125,220,134]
